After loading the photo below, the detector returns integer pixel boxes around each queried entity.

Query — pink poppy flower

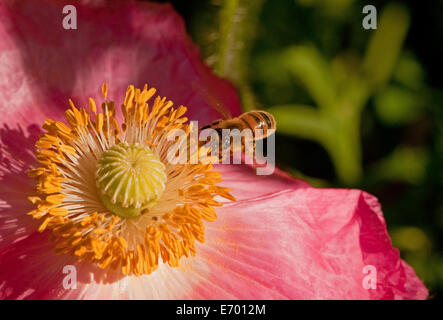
[0,0,428,300]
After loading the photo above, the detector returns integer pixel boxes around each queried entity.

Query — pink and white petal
[0,125,42,250]
[179,188,428,300]
[215,163,309,201]
[0,231,131,299]
[0,231,78,299]
[0,0,241,126]
[0,230,209,300]
[0,170,428,300]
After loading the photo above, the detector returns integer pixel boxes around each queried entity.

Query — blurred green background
[156,0,443,298]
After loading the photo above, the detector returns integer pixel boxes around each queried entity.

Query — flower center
[96,142,166,219]
[27,84,235,276]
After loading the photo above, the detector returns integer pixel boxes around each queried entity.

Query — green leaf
[283,46,337,111]
[374,85,423,125]
[370,146,428,184]
[362,3,410,89]
[268,104,330,141]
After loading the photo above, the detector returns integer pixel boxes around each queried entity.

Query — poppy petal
[0,0,241,125]
[0,169,428,300]
[0,230,207,299]
[183,188,428,299]
[215,163,309,201]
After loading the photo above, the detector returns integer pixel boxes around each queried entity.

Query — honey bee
[199,110,277,161]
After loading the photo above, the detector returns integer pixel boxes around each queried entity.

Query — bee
[199,110,277,161]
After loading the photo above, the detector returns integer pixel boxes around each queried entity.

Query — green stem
[215,0,265,111]
[322,109,362,186]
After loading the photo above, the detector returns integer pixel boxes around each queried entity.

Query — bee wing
[191,81,232,121]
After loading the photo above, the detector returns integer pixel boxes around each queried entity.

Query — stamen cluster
[27,84,235,276]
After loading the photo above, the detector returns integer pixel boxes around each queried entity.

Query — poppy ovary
[95,142,166,219]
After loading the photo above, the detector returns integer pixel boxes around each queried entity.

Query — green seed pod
[96,142,166,219]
